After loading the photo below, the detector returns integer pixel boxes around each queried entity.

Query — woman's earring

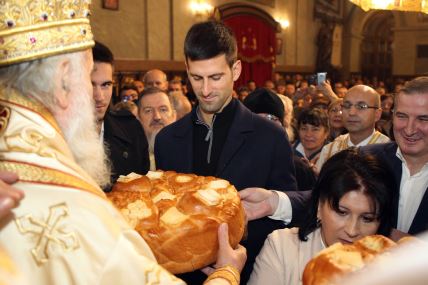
[316,217,322,227]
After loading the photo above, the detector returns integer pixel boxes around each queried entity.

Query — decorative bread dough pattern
[107,170,245,274]
[303,235,397,285]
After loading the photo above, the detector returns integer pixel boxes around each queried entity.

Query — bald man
[315,85,390,170]
[169,90,192,120]
[143,69,168,91]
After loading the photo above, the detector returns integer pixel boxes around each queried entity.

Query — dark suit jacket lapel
[410,188,428,234]
[216,103,253,176]
[103,113,131,144]
[384,142,428,234]
[171,115,194,173]
[384,143,402,229]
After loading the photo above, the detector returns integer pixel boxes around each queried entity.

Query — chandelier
[189,1,214,18]
[349,0,428,13]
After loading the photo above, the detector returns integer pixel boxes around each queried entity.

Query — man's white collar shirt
[396,148,428,233]
[347,129,376,147]
[295,142,307,159]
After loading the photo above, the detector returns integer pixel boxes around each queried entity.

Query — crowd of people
[112,54,404,180]
[0,2,427,285]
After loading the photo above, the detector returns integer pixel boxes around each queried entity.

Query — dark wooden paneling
[274,65,315,73]
[114,59,186,72]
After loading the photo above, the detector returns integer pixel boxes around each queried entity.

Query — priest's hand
[0,171,24,220]
[202,223,247,276]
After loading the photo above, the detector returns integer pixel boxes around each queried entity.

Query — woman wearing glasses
[327,98,347,142]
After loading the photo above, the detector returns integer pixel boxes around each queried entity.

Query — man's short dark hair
[92,41,114,65]
[400,76,428,95]
[120,84,138,94]
[137,87,169,107]
[276,80,286,87]
[184,21,237,68]
[237,86,249,93]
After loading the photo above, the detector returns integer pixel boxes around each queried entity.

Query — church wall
[344,6,428,77]
[90,0,318,73]
[147,0,171,60]
[171,0,195,61]
[90,0,428,78]
[91,0,146,59]
[393,12,428,76]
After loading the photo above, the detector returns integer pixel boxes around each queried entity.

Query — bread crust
[302,235,396,285]
[108,171,246,274]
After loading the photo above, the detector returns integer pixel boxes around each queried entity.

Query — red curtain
[223,15,276,89]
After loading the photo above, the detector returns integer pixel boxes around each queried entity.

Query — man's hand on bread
[201,223,247,275]
[0,171,24,220]
[239,188,279,221]
[390,228,410,242]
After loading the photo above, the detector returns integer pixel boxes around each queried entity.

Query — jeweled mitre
[0,0,94,66]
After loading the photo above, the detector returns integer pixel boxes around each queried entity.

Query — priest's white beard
[61,85,111,188]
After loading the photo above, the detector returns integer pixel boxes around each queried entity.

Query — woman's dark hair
[298,147,395,241]
[381,93,394,102]
[297,108,329,131]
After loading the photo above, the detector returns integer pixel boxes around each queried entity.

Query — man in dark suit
[91,42,149,190]
[155,21,297,284]
[241,76,428,236]
[362,77,428,235]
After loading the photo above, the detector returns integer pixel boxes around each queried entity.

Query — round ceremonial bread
[302,235,397,285]
[107,171,246,274]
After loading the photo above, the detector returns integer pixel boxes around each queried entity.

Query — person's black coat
[155,101,297,191]
[155,101,297,284]
[292,153,317,191]
[288,142,428,235]
[103,110,149,191]
[361,142,428,234]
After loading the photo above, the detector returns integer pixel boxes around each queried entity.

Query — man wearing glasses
[240,77,428,239]
[315,85,390,171]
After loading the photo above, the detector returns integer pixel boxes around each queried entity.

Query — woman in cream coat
[248,148,396,285]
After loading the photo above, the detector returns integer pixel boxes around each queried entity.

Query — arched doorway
[216,4,279,89]
[361,11,394,83]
